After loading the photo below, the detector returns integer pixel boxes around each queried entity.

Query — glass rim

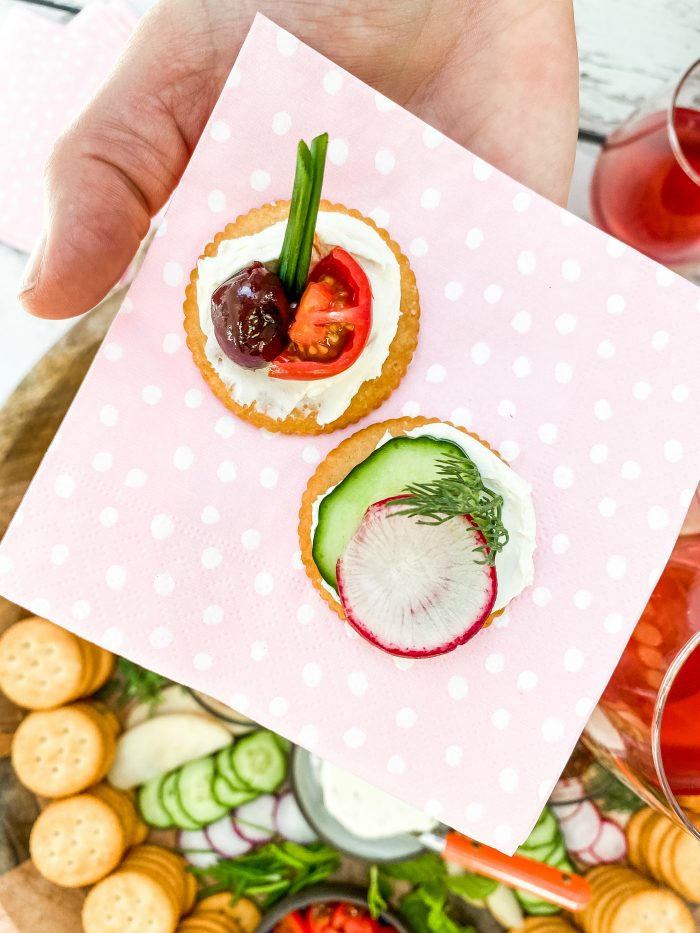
[652,629,700,842]
[667,57,700,187]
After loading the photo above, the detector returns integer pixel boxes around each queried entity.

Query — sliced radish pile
[550,777,585,804]
[558,800,601,851]
[553,801,582,822]
[275,792,317,844]
[233,794,277,844]
[336,496,497,658]
[205,815,253,858]
[177,828,219,868]
[586,819,627,864]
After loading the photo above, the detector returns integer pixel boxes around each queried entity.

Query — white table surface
[0,0,696,406]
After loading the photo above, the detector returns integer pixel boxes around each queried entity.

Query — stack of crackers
[517,919,576,932]
[627,807,700,903]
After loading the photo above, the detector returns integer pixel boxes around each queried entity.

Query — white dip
[319,757,437,839]
[311,423,537,611]
[196,211,401,426]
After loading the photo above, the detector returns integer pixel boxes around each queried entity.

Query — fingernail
[18,232,46,297]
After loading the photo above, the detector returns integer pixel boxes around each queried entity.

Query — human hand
[19,0,579,319]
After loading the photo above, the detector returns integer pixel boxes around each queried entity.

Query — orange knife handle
[441,832,591,911]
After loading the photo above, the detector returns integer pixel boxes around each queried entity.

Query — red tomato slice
[269,247,372,380]
[330,903,380,932]
[275,911,309,933]
[306,902,335,932]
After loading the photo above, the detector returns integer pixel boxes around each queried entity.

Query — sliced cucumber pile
[137,730,287,831]
[515,806,574,916]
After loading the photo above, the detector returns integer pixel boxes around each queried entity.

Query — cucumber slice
[215,747,254,792]
[160,771,201,830]
[231,731,287,793]
[546,841,568,867]
[518,838,559,863]
[138,774,173,829]
[515,890,561,916]
[523,809,558,848]
[212,774,256,809]
[313,435,470,587]
[177,756,229,825]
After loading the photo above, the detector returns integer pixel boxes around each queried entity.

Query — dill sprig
[97,657,171,709]
[396,452,509,565]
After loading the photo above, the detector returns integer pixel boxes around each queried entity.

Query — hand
[19,0,579,318]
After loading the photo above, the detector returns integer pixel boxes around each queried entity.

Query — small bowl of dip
[257,883,412,932]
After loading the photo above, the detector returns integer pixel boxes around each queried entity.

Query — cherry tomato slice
[306,902,335,932]
[275,911,309,933]
[330,904,379,932]
[269,247,372,380]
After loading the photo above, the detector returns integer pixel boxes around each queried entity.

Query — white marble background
[0,0,696,405]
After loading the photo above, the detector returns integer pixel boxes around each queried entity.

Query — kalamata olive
[211,262,292,369]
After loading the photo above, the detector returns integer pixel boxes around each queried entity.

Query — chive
[292,132,328,300]
[278,141,313,297]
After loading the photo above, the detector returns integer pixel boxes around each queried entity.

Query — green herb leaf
[399,887,476,933]
[97,658,171,708]
[397,451,509,564]
[446,872,499,901]
[278,141,313,297]
[292,132,328,299]
[367,865,389,919]
[584,763,646,814]
[381,852,447,886]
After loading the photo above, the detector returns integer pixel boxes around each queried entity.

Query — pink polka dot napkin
[1,14,700,852]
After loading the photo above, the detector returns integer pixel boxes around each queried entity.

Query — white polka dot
[594,399,613,421]
[374,148,395,174]
[598,497,617,518]
[445,745,463,767]
[680,487,694,507]
[597,340,616,359]
[196,507,219,527]
[552,534,570,554]
[92,451,112,472]
[672,384,689,403]
[298,724,319,747]
[498,399,516,418]
[604,613,623,634]
[424,800,444,819]
[237,529,261,552]
[621,460,641,480]
[229,693,249,712]
[163,261,183,286]
[465,802,485,822]
[269,696,289,717]
[573,589,593,610]
[396,707,417,729]
[410,237,428,257]
[491,709,511,730]
[655,266,676,286]
[260,466,278,488]
[499,767,519,793]
[564,648,585,672]
[512,191,531,212]
[100,404,118,427]
[539,778,555,801]
[184,389,203,408]
[606,294,626,316]
[426,364,446,383]
[50,544,69,565]
[554,362,573,384]
[173,446,194,470]
[465,228,484,249]
[647,505,670,530]
[142,385,162,405]
[652,330,670,351]
[272,111,292,135]
[472,157,493,180]
[154,572,175,596]
[374,92,394,112]
[276,28,298,55]
[471,341,491,366]
[518,670,539,692]
[484,284,503,304]
[209,120,231,142]
[151,514,174,540]
[553,465,574,489]
[162,334,181,353]
[150,627,173,648]
[343,727,366,749]
[203,605,223,626]
[517,251,536,275]
[99,507,118,527]
[328,137,348,165]
[250,641,268,661]
[402,401,421,417]
[369,208,390,227]
[207,189,226,212]
[633,381,652,401]
[606,239,626,257]
[450,407,472,427]
[101,627,123,651]
[302,662,322,687]
[422,125,444,148]
[561,259,581,282]
[217,461,237,483]
[106,565,126,590]
[512,356,532,378]
[542,717,565,742]
[664,439,683,463]
[322,70,343,94]
[589,444,608,464]
[297,604,314,625]
[576,697,594,718]
[555,313,577,335]
[194,652,213,671]
[447,675,468,700]
[499,439,520,462]
[201,547,222,570]
[419,186,443,211]
[103,341,122,361]
[254,572,274,595]
[485,653,505,674]
[538,423,557,445]
[347,671,369,696]
[387,755,407,775]
[532,587,551,607]
[444,281,464,301]
[606,555,627,580]
[250,169,271,192]
[30,598,51,616]
[214,419,236,442]
[511,311,532,334]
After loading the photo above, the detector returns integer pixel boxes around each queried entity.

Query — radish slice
[336,497,497,658]
[553,801,583,822]
[275,793,318,844]
[233,794,277,844]
[550,777,585,804]
[177,829,219,868]
[591,819,627,863]
[558,800,602,851]
[575,845,601,866]
[205,815,253,858]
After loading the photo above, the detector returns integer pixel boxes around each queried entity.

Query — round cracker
[641,813,673,880]
[88,783,143,845]
[0,616,86,709]
[83,869,179,933]
[83,643,116,695]
[196,893,261,931]
[30,793,125,887]
[627,808,657,873]
[124,846,187,910]
[670,829,700,901]
[178,917,236,933]
[608,887,694,933]
[182,872,198,915]
[298,415,508,624]
[183,200,420,435]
